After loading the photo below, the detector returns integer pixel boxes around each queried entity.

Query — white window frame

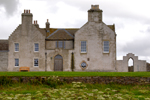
[34,58,39,67]
[14,43,19,52]
[103,41,109,53]
[81,41,87,53]
[15,58,19,67]
[34,43,39,52]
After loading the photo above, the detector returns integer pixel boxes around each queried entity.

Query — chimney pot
[34,20,35,24]
[24,10,25,13]
[91,5,99,9]
[29,10,30,13]
[36,20,37,24]
[47,19,49,22]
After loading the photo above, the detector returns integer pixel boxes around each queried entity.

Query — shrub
[45,76,63,88]
[0,76,12,85]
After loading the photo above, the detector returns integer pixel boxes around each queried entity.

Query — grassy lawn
[0,71,150,77]
[0,83,150,99]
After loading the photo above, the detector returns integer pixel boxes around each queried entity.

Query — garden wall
[7,76,150,85]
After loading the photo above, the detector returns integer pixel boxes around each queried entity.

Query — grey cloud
[122,37,150,56]
[0,0,19,16]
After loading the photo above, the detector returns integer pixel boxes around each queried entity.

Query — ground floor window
[34,59,38,67]
[15,58,19,67]
[80,61,88,70]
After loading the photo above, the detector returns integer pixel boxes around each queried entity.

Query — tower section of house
[45,24,78,71]
[74,5,117,71]
[8,10,46,71]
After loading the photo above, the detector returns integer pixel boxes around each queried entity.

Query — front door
[54,55,63,71]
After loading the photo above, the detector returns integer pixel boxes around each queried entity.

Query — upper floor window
[56,41,65,49]
[15,43,19,52]
[34,43,39,52]
[81,41,86,53]
[58,41,63,48]
[103,41,109,53]
[34,58,38,67]
[15,58,19,67]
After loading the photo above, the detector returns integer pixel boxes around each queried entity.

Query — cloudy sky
[0,0,150,64]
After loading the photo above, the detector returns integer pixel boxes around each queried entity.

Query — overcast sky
[0,0,150,64]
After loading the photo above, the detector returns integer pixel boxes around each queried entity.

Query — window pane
[15,43,19,51]
[81,62,86,68]
[81,41,86,53]
[34,59,38,66]
[34,43,39,51]
[64,41,65,49]
[15,59,19,66]
[58,41,63,48]
[56,41,57,48]
[103,41,109,53]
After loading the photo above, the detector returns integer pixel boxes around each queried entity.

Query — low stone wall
[4,76,150,85]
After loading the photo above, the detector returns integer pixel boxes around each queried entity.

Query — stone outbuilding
[117,53,147,72]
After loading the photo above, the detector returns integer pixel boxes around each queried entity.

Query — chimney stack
[46,19,50,32]
[21,9,33,35]
[34,20,39,28]
[22,9,33,25]
[88,5,103,23]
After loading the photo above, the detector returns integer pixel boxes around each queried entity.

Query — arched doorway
[128,58,134,72]
[54,55,63,71]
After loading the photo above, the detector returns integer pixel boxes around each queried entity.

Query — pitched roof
[46,29,76,40]
[0,40,8,50]
[38,28,79,40]
[107,25,115,32]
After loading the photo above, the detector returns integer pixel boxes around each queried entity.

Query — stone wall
[147,63,150,71]
[116,53,147,72]
[0,51,8,71]
[7,76,150,85]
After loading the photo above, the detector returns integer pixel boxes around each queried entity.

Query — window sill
[14,51,19,52]
[15,66,19,67]
[103,52,109,53]
[81,52,87,54]
[34,66,39,67]
[34,51,39,52]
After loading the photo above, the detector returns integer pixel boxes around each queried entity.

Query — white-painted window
[15,43,19,52]
[34,59,38,67]
[34,43,39,52]
[81,41,86,53]
[103,41,109,53]
[15,58,19,67]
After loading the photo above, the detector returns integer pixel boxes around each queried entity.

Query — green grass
[0,71,150,77]
[0,83,150,99]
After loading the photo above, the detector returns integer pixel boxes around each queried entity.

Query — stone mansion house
[0,5,147,72]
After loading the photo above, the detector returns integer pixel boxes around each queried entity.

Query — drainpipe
[45,52,47,72]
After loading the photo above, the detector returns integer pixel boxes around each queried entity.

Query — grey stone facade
[0,5,147,72]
